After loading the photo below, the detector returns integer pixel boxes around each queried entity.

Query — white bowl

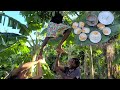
[72,22,79,29]
[79,22,85,28]
[74,28,82,34]
[82,27,90,33]
[102,27,111,35]
[79,33,87,41]
[89,31,101,43]
[97,23,105,30]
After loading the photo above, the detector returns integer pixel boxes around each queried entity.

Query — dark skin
[54,53,77,79]
[18,61,42,79]
[38,29,72,59]
[6,60,42,79]
[37,11,72,59]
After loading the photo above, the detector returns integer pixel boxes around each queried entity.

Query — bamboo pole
[84,51,87,79]
[90,45,94,79]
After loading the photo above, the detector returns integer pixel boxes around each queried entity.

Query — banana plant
[0,11,56,78]
[0,39,31,78]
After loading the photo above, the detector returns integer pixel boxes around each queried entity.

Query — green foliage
[0,40,31,79]
[113,41,120,64]
[41,63,55,79]
[1,11,120,79]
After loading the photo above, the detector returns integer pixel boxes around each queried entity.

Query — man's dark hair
[72,58,80,68]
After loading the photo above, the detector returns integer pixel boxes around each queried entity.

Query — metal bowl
[86,14,98,26]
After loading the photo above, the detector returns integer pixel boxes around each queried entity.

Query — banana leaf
[9,18,14,27]
[8,18,11,27]
[12,21,17,29]
[3,16,6,26]
[0,15,2,23]
[11,21,15,29]
[19,27,27,36]
[73,11,120,46]
[17,23,21,29]
[40,28,47,36]
[0,32,27,46]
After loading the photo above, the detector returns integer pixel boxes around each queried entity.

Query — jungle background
[0,11,120,79]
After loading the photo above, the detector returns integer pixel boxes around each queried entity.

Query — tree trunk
[29,53,37,76]
[84,51,88,79]
[90,45,94,79]
[105,43,115,79]
[97,58,101,79]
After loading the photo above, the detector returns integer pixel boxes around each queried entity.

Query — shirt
[62,67,81,79]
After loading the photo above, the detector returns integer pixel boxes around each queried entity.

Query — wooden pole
[90,45,94,79]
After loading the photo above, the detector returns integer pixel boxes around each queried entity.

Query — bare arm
[20,60,40,70]
[6,60,41,79]
[54,54,65,72]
